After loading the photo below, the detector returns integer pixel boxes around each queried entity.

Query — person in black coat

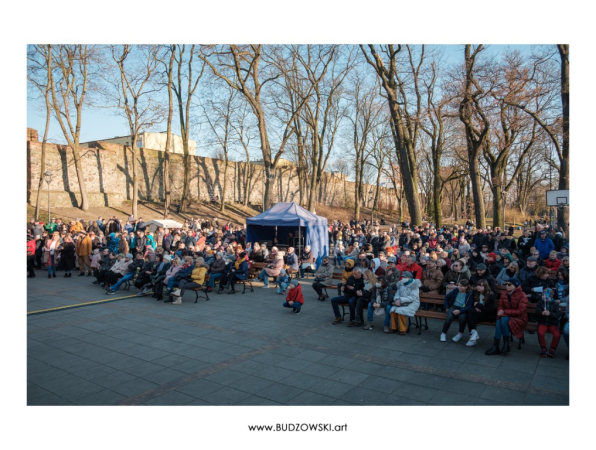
[521,266,554,303]
[535,288,562,357]
[469,263,497,295]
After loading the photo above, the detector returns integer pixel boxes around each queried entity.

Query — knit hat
[290,279,299,287]
[487,252,497,260]
[402,271,413,279]
[387,256,396,263]
[508,279,521,288]
[527,256,537,262]
[476,263,487,270]
[126,253,133,259]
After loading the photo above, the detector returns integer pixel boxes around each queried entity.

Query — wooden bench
[411,289,566,345]
[190,274,210,303]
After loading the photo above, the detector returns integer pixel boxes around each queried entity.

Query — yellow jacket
[191,266,208,285]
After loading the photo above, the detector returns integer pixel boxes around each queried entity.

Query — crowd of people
[26,214,569,359]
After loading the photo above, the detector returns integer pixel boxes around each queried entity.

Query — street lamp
[44,170,53,223]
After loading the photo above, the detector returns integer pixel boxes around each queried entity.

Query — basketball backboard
[546,189,570,207]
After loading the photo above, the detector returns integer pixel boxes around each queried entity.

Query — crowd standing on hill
[27,214,569,359]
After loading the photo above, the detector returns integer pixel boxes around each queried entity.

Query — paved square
[27,272,569,405]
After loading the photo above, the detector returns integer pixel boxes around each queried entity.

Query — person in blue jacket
[440,279,475,342]
[533,230,555,259]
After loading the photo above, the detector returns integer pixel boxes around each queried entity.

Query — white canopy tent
[143,219,183,233]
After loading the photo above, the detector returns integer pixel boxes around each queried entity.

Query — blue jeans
[330,295,356,320]
[166,277,179,291]
[333,255,343,266]
[111,272,134,292]
[258,268,270,286]
[207,272,222,288]
[283,301,301,311]
[367,303,392,326]
[494,316,511,339]
[277,282,288,294]
[46,254,56,275]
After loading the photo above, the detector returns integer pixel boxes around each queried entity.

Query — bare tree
[360,44,425,225]
[108,45,165,218]
[161,46,176,218]
[172,45,205,211]
[198,45,306,210]
[457,45,491,228]
[27,44,53,220]
[47,45,96,211]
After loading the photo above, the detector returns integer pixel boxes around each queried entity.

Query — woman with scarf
[496,261,520,286]
[222,252,249,294]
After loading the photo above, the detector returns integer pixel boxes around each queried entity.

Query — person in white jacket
[389,272,421,334]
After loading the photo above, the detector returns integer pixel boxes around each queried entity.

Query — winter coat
[497,286,529,339]
[545,258,562,272]
[469,271,497,294]
[27,239,36,256]
[76,235,92,257]
[384,267,401,288]
[341,259,355,284]
[389,278,422,316]
[522,274,554,303]
[110,259,132,276]
[422,267,444,292]
[286,252,299,271]
[534,237,555,259]
[442,269,470,294]
[313,262,334,284]
[535,298,561,326]
[517,265,537,284]
[264,258,285,277]
[189,265,208,285]
[232,260,249,280]
[209,258,227,274]
[61,242,77,271]
[342,274,365,298]
[473,291,497,322]
[164,265,182,284]
[496,268,519,286]
[286,284,304,305]
[175,264,196,281]
[444,288,475,312]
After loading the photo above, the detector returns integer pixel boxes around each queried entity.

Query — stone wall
[26,128,397,211]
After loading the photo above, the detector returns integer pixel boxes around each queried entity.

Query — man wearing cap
[518,256,539,284]
[470,263,497,294]
[76,231,93,276]
[534,230,555,260]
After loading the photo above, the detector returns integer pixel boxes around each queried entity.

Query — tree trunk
[432,164,442,227]
[131,144,138,218]
[220,157,228,212]
[35,92,52,221]
[557,44,569,235]
[181,150,190,211]
[492,183,503,229]
[163,48,175,219]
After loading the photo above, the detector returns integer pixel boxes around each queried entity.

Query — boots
[500,336,511,354]
[485,338,501,355]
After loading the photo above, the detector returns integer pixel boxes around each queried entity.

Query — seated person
[330,267,365,326]
[311,256,334,301]
[439,279,474,342]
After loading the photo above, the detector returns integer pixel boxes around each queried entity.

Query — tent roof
[246,202,327,227]
[143,219,183,229]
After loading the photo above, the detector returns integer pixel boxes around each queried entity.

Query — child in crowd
[277,269,289,294]
[283,279,304,314]
[90,248,101,271]
[536,287,561,358]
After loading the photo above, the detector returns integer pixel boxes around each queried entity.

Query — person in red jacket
[545,250,562,273]
[485,278,528,355]
[400,255,423,280]
[283,279,304,314]
[27,234,37,278]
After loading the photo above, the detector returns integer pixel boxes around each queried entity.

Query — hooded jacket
[389,278,422,316]
[497,286,528,339]
[286,284,304,304]
[341,259,355,284]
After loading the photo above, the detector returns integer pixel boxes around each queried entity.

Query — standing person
[535,288,562,357]
[61,234,77,278]
[27,234,36,278]
[76,232,93,276]
[485,279,529,355]
[43,232,61,278]
[282,279,304,314]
